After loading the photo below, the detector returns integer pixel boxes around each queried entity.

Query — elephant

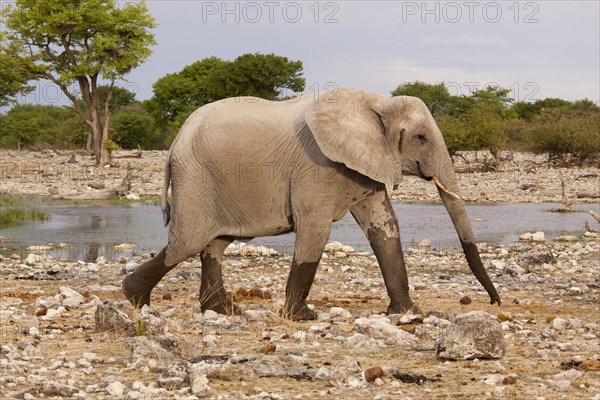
[122,88,501,320]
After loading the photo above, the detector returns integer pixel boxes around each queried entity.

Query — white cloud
[420,34,510,48]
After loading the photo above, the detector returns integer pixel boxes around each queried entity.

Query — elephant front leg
[283,221,331,321]
[199,238,240,316]
[350,191,419,315]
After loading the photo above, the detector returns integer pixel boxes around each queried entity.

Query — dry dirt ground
[0,239,599,399]
[0,149,599,399]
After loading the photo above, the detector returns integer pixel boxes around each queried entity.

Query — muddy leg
[282,220,330,321]
[199,238,240,316]
[350,190,420,314]
[122,249,175,308]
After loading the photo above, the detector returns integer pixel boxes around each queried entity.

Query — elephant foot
[280,302,317,321]
[201,296,241,316]
[122,273,155,308]
[387,300,422,316]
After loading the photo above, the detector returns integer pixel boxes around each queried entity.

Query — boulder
[436,311,505,360]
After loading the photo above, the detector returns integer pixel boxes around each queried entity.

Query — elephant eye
[415,134,427,144]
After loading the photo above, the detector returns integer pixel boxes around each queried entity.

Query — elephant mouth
[416,162,433,181]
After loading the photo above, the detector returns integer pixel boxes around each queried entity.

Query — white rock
[551,379,573,391]
[532,231,545,242]
[224,243,240,256]
[315,367,332,380]
[114,243,136,251]
[435,311,505,360]
[36,296,59,308]
[24,254,43,265]
[418,239,431,250]
[341,245,355,253]
[125,193,140,200]
[324,241,344,252]
[106,381,126,396]
[121,261,138,274]
[202,335,218,347]
[334,251,347,258]
[140,305,166,335]
[554,369,583,380]
[27,245,52,252]
[243,309,275,322]
[308,322,329,333]
[292,331,307,341]
[554,235,579,242]
[354,317,415,346]
[188,369,210,396]
[59,287,84,308]
[329,307,352,320]
[240,244,258,257]
[551,317,568,332]
[203,310,219,320]
[519,232,533,241]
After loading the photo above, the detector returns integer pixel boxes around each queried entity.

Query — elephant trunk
[434,170,501,306]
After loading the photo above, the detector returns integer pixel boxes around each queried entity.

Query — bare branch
[590,210,600,223]
[60,33,77,66]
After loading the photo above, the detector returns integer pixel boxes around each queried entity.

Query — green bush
[525,109,600,165]
[0,104,87,149]
[110,105,161,149]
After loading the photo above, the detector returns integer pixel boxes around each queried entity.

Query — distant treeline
[1,74,598,166]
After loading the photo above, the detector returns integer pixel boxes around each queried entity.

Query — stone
[202,334,218,347]
[551,317,568,332]
[59,286,85,308]
[95,302,135,335]
[364,366,385,382]
[324,241,344,252]
[329,307,352,320]
[354,316,415,346]
[106,381,126,396]
[240,244,258,256]
[554,369,583,379]
[36,296,59,309]
[114,243,136,251]
[554,235,579,242]
[531,231,545,242]
[188,368,210,396]
[341,245,355,253]
[24,254,43,266]
[435,311,505,360]
[126,337,177,370]
[519,232,533,241]
[121,261,139,274]
[243,309,275,322]
[418,239,432,251]
[140,305,166,335]
[315,367,332,380]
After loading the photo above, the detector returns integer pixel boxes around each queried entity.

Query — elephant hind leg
[199,237,241,316]
[122,248,174,308]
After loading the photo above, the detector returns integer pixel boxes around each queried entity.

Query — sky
[17,0,600,104]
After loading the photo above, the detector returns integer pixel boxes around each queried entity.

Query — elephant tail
[162,154,172,226]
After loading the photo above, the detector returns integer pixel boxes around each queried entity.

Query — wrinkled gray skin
[122,89,501,320]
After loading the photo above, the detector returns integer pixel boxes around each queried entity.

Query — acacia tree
[2,0,155,165]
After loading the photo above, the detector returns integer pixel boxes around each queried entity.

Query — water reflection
[1,200,598,261]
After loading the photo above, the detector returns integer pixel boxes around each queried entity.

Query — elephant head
[306,89,501,306]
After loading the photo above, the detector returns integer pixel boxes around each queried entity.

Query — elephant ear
[305,89,403,185]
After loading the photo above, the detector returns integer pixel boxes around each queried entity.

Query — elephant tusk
[432,176,461,200]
